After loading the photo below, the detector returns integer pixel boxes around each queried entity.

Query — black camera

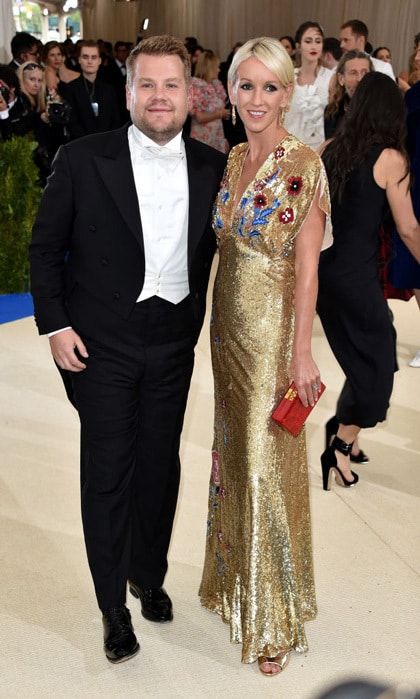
[48,100,71,125]
[0,84,10,104]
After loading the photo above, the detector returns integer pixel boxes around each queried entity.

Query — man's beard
[134,110,187,145]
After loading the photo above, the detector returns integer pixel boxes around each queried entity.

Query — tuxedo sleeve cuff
[48,326,72,338]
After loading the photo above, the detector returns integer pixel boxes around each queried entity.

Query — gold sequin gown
[199,135,331,664]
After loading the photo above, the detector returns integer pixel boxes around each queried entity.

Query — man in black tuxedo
[64,40,121,140]
[30,35,226,664]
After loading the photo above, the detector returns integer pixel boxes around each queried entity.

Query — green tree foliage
[0,137,41,293]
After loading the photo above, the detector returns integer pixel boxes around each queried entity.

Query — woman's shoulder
[286,134,322,163]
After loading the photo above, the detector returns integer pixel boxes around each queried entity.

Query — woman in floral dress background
[190,49,230,153]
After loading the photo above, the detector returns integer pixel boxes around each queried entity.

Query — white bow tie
[140,145,184,163]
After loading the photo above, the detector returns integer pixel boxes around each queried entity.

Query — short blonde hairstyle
[194,50,219,82]
[228,36,294,92]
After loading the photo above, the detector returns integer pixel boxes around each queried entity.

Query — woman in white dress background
[284,21,333,151]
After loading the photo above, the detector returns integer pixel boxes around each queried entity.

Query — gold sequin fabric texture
[199,135,330,664]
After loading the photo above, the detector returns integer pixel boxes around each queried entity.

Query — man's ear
[126,83,131,111]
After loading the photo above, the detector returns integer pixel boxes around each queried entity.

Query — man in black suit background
[64,39,121,139]
[99,41,131,123]
[30,35,226,664]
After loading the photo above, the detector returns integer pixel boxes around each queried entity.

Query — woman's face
[47,47,64,70]
[280,38,293,56]
[299,28,323,63]
[229,57,291,137]
[23,67,44,96]
[376,48,391,63]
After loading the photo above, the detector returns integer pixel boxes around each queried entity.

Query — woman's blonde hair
[228,36,294,93]
[17,61,46,112]
[194,50,220,82]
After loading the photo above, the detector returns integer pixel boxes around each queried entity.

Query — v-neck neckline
[230,135,291,221]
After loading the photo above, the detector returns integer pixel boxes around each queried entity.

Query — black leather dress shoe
[128,581,173,622]
[102,605,140,663]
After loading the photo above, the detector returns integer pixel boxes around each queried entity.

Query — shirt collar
[131,123,183,154]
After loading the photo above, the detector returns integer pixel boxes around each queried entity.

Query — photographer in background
[0,64,37,140]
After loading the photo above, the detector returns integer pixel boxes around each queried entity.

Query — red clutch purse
[272,381,326,436]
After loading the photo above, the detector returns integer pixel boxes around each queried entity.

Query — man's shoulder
[63,124,129,157]
[184,135,227,167]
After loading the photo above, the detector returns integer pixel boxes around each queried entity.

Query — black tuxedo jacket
[62,75,122,140]
[30,126,227,338]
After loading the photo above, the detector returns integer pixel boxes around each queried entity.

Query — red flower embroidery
[217,530,224,543]
[253,193,267,208]
[287,176,303,196]
[275,145,285,159]
[279,207,294,224]
[254,179,265,191]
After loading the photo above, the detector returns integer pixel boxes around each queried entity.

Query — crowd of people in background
[0,20,419,364]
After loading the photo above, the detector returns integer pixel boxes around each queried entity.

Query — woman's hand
[289,352,322,407]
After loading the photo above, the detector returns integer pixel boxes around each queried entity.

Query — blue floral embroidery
[222,191,230,203]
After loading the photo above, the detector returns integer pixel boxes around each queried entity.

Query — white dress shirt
[128,124,190,304]
[115,59,126,78]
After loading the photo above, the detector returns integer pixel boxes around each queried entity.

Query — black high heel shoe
[325,416,369,464]
[321,435,359,491]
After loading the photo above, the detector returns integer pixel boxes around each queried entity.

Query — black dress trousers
[69,286,197,611]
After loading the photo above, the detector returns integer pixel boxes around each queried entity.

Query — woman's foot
[257,650,290,676]
[334,449,356,484]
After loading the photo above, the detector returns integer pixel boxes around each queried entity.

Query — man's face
[21,43,39,64]
[338,57,371,97]
[339,27,365,53]
[126,54,191,145]
[79,47,101,78]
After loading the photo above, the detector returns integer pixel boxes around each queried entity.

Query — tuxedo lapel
[93,129,144,251]
[185,138,218,270]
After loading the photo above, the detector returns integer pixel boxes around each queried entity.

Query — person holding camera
[0,64,37,140]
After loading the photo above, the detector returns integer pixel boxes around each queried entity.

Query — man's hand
[49,329,89,371]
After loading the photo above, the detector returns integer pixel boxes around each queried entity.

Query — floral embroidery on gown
[199,135,331,663]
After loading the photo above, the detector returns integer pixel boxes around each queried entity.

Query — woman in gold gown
[199,37,331,676]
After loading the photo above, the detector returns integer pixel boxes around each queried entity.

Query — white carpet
[0,275,419,698]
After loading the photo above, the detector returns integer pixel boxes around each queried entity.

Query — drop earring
[231,105,236,125]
